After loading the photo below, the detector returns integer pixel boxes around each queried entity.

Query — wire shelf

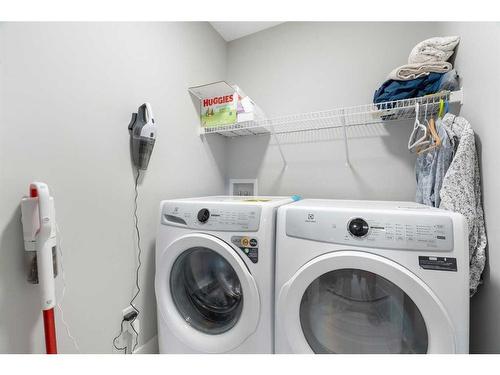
[200,90,463,137]
[201,120,271,136]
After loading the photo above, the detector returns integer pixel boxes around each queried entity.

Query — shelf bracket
[269,119,287,169]
[449,88,464,105]
[341,109,351,167]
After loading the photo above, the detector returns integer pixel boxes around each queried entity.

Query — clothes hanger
[417,117,441,154]
[415,102,430,153]
[415,102,434,153]
[417,102,442,154]
[437,98,445,119]
[408,103,430,152]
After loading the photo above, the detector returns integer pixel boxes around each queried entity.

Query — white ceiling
[210,22,284,42]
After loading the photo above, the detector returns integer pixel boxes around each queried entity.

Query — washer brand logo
[306,213,316,223]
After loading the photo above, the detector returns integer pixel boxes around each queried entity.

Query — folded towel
[408,36,460,64]
[373,72,444,104]
[387,61,452,81]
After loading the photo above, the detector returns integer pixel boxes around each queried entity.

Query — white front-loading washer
[155,196,294,353]
[275,199,469,354]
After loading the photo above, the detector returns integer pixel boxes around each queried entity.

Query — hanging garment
[373,72,444,104]
[415,119,454,207]
[387,61,452,81]
[438,114,487,296]
[408,36,460,64]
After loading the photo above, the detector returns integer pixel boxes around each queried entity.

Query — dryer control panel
[286,208,454,251]
[162,202,261,232]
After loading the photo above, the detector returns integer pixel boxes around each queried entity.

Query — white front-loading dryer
[155,196,293,353]
[275,199,469,354]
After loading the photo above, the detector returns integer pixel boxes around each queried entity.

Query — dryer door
[156,233,260,353]
[277,251,456,353]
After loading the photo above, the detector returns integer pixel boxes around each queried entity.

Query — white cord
[55,223,81,353]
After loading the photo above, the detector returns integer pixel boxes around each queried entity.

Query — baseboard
[133,335,159,354]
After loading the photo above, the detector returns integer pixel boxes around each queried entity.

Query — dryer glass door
[299,268,428,353]
[278,251,455,354]
[170,246,243,334]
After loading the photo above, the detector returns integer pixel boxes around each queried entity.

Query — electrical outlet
[122,306,135,318]
[117,306,141,352]
[229,178,258,196]
[122,305,140,334]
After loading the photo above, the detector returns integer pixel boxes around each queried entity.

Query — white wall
[436,22,500,353]
[1,21,498,354]
[226,22,442,201]
[0,22,227,353]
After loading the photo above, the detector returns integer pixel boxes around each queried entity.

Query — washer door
[156,233,260,353]
[277,251,456,353]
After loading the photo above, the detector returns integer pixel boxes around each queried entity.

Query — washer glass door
[156,233,260,353]
[300,268,428,353]
[170,246,243,334]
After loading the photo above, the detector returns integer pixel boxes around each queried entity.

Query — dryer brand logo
[306,213,316,223]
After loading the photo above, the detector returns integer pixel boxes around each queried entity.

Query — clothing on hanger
[415,117,453,207]
[438,113,487,296]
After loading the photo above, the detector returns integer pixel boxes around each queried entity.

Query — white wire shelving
[197,89,463,167]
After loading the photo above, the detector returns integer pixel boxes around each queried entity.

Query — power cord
[113,309,140,353]
[112,168,143,354]
[112,168,142,354]
[112,318,128,354]
[129,167,142,353]
[55,223,81,353]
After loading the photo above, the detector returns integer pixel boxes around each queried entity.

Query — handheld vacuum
[128,103,157,170]
[21,182,58,354]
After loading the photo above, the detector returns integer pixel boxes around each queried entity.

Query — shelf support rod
[341,109,351,167]
[269,119,287,168]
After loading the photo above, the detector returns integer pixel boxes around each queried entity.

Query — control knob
[197,208,210,223]
[348,218,369,237]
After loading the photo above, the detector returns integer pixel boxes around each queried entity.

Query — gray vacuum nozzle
[129,103,156,170]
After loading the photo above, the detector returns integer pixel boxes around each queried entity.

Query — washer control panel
[286,208,454,251]
[162,203,261,231]
[231,236,259,263]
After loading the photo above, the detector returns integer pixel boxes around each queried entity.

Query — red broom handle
[43,308,57,354]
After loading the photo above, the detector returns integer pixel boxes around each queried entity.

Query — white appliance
[155,196,294,353]
[275,199,469,354]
